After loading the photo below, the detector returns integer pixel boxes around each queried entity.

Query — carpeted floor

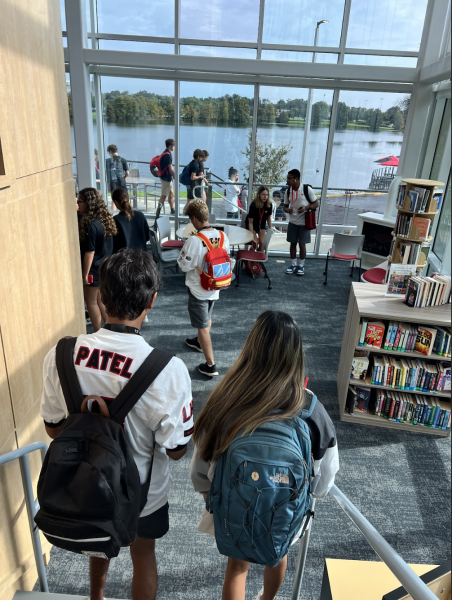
[40,258,451,599]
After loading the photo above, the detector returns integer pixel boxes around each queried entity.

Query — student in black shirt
[187,149,208,202]
[155,138,176,220]
[77,188,117,331]
[247,185,272,250]
[112,188,150,253]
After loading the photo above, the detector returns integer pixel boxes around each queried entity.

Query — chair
[149,229,180,275]
[156,216,184,250]
[235,230,273,290]
[361,267,387,284]
[323,233,365,285]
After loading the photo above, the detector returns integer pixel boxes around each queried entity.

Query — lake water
[72,121,403,191]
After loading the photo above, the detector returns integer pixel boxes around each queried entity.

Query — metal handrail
[291,484,437,600]
[0,442,49,593]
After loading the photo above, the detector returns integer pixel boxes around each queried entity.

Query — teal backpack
[208,394,317,567]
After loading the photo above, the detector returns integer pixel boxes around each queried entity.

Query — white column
[65,0,95,189]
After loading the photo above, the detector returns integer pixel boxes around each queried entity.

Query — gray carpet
[39,258,451,599]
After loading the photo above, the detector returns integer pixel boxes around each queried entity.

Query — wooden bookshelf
[337,283,451,437]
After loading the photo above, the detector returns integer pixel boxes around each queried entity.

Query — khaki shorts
[160,178,173,197]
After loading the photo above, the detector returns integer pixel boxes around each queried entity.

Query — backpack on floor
[243,241,263,278]
[208,394,317,568]
[35,337,172,559]
[150,151,170,177]
[179,164,192,186]
[195,231,232,291]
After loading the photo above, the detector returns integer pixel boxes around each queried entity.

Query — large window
[97,0,175,37]
[327,91,408,227]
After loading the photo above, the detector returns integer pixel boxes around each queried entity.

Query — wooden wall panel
[0,1,85,598]
[1,0,72,178]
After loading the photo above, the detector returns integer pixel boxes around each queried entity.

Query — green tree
[233,97,250,123]
[278,111,289,124]
[311,104,322,128]
[182,104,198,121]
[336,102,349,129]
[114,95,128,120]
[393,111,404,131]
[369,108,383,132]
[106,100,116,121]
[217,99,229,123]
[124,96,137,121]
[242,130,293,186]
[200,103,217,121]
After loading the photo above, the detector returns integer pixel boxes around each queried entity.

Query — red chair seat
[237,250,267,261]
[330,250,358,260]
[362,267,387,284]
[161,240,184,249]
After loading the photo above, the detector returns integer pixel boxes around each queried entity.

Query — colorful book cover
[415,326,437,357]
[364,321,385,348]
[354,386,371,413]
[385,264,416,297]
[404,278,420,308]
[351,356,369,380]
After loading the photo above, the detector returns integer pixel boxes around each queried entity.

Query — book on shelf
[412,217,431,240]
[396,184,407,208]
[385,264,416,296]
[433,191,443,211]
[363,321,385,348]
[348,385,371,413]
[351,354,369,380]
[415,326,438,356]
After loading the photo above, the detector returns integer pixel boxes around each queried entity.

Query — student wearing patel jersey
[177,200,231,377]
[40,249,193,600]
[283,168,318,276]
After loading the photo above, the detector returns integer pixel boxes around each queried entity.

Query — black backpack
[35,337,172,559]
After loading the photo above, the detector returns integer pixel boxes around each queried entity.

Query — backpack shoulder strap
[194,232,214,252]
[303,184,314,204]
[217,230,225,249]
[109,348,173,424]
[55,337,84,415]
[300,392,317,420]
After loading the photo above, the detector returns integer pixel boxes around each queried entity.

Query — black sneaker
[170,208,175,215]
[198,362,219,376]
[186,337,203,352]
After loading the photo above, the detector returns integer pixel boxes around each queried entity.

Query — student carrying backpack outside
[38,249,193,600]
[177,200,231,377]
[190,311,339,600]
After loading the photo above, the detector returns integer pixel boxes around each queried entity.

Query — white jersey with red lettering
[40,328,193,517]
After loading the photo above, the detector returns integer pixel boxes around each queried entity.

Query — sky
[62,0,428,108]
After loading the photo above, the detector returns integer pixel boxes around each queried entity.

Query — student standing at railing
[155,138,176,218]
[190,311,339,600]
[224,167,240,218]
[187,149,208,202]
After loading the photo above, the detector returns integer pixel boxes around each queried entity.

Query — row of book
[389,238,422,265]
[375,391,451,430]
[370,356,451,393]
[358,320,451,357]
[396,185,432,213]
[394,213,431,240]
[347,385,451,430]
[404,274,451,308]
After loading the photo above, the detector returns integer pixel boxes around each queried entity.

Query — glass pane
[181,45,256,59]
[98,40,174,53]
[263,0,345,47]
[253,86,333,254]
[432,177,451,263]
[327,91,408,226]
[431,100,451,180]
[97,0,175,38]
[99,76,175,214]
[262,50,338,63]
[344,55,418,68]
[347,0,429,51]
[60,0,65,30]
[180,0,259,43]
[178,81,254,219]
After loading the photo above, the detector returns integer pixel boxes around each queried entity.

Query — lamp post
[300,20,328,183]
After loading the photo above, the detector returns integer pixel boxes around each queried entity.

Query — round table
[176,223,254,246]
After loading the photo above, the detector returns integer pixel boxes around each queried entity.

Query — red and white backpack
[195,231,232,291]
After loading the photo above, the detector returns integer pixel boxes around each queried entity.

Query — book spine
[389,324,398,350]
[393,326,402,350]
[384,324,393,350]
[358,321,367,346]
[388,398,397,420]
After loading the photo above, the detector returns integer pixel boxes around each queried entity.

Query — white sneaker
[255,588,264,600]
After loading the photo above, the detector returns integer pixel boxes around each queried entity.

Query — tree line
[68,89,409,131]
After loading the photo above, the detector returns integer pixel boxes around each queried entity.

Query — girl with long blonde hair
[77,187,116,331]
[247,186,272,250]
[191,311,339,600]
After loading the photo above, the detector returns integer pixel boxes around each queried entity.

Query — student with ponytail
[112,188,150,253]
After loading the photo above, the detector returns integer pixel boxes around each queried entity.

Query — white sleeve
[284,190,290,206]
[177,236,201,273]
[40,346,68,425]
[307,186,317,203]
[190,444,212,495]
[153,358,194,450]
[311,444,339,498]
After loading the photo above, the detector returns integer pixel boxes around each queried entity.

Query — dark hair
[193,148,204,160]
[112,188,134,221]
[272,190,281,198]
[107,144,118,153]
[202,150,209,158]
[78,188,117,240]
[288,168,300,180]
[165,138,175,148]
[228,166,238,179]
[99,249,162,320]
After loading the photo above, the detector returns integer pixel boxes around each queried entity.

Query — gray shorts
[188,289,215,329]
[287,222,311,245]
